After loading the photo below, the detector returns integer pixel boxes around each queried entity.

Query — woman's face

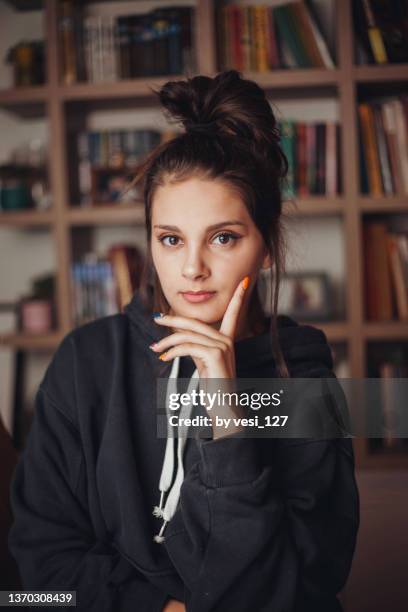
[150,176,270,335]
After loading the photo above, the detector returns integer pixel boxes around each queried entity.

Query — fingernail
[242,276,250,290]
[153,312,164,319]
[149,343,157,350]
[159,352,168,360]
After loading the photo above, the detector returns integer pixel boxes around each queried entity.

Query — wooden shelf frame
[1,0,408,468]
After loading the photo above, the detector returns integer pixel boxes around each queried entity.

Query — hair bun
[154,74,214,129]
[153,70,286,175]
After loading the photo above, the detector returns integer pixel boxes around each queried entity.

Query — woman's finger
[150,331,228,353]
[158,342,225,364]
[219,275,250,338]
[154,313,230,345]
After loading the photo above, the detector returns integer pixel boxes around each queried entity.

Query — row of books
[358,96,408,197]
[353,0,408,65]
[279,120,340,198]
[363,222,408,322]
[71,245,144,326]
[217,1,334,72]
[60,2,196,84]
[77,129,162,205]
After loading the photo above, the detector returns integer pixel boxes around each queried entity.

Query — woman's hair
[129,69,291,378]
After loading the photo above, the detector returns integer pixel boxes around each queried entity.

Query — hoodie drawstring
[153,355,199,543]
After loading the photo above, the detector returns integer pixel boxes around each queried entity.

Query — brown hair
[129,70,291,378]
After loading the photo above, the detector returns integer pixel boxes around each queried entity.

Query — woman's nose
[182,249,209,280]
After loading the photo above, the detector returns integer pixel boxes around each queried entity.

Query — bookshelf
[0,0,407,468]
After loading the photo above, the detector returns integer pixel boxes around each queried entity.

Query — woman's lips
[181,292,216,303]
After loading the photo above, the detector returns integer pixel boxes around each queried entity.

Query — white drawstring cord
[153,357,199,543]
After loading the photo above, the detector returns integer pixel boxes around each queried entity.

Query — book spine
[361,0,388,64]
[242,7,251,71]
[316,123,326,195]
[325,121,337,196]
[306,123,316,194]
[386,233,408,320]
[266,7,280,69]
[382,101,403,195]
[285,3,315,67]
[254,6,268,72]
[273,6,309,68]
[290,3,324,68]
[60,0,77,84]
[358,103,383,196]
[392,99,408,194]
[373,104,394,195]
[303,0,335,68]
[232,6,244,71]
[363,222,394,320]
[83,17,93,82]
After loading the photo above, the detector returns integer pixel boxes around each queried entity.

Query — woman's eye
[213,232,239,245]
[157,232,240,247]
[158,235,180,246]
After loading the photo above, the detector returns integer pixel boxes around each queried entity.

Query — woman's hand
[150,276,250,438]
[150,276,249,380]
[162,598,186,612]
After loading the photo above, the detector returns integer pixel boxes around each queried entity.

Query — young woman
[8,70,359,612]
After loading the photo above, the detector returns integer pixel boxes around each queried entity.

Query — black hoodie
[8,291,359,612]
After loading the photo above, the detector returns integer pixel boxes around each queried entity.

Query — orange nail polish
[159,352,168,361]
[242,276,250,290]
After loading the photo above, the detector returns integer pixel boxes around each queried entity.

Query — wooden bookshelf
[0,331,63,350]
[1,0,407,469]
[0,209,54,227]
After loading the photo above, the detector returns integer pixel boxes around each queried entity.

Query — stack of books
[60,2,196,84]
[279,119,341,199]
[71,244,145,326]
[363,221,408,321]
[216,0,334,71]
[77,129,162,205]
[358,96,408,197]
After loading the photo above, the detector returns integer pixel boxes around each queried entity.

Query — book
[363,221,395,320]
[386,233,408,321]
[358,103,383,196]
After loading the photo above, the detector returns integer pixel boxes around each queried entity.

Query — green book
[273,5,311,68]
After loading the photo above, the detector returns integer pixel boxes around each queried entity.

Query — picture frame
[258,270,332,321]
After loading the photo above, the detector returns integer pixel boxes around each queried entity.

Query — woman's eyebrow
[153,220,246,231]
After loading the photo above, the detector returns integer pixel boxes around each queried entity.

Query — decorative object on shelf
[278,271,333,321]
[4,39,45,86]
[17,273,56,334]
[258,269,333,321]
[0,178,31,211]
[19,299,52,335]
[0,139,51,212]
[0,164,50,212]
